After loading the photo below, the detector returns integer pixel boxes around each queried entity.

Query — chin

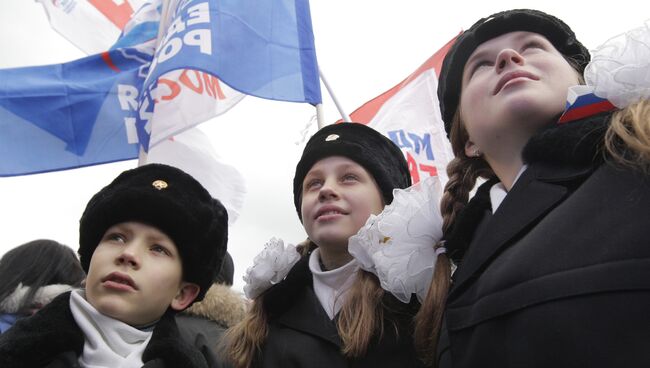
[88,293,129,320]
[504,90,564,118]
[311,233,351,251]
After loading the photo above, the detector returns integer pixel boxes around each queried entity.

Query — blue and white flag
[137,0,321,151]
[1,0,321,176]
[0,40,155,176]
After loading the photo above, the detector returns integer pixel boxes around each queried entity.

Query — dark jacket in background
[177,283,247,368]
[437,113,650,367]
[0,292,212,368]
[258,254,426,368]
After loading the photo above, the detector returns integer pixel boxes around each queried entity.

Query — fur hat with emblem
[78,163,228,303]
[438,8,591,135]
[293,122,412,220]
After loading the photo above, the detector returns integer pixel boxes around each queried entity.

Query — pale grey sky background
[1,0,647,292]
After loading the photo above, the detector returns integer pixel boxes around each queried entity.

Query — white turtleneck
[489,165,528,213]
[309,248,359,320]
[69,289,153,368]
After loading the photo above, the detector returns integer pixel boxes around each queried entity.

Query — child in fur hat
[226,122,426,368]
[418,8,650,368]
[0,163,228,368]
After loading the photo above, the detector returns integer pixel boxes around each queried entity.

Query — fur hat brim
[438,8,591,135]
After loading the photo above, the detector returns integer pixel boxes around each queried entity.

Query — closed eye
[468,59,492,77]
[521,40,545,52]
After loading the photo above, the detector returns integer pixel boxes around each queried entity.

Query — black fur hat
[293,123,411,220]
[438,8,591,135]
[78,163,228,302]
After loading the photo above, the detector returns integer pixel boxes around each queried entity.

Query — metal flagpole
[318,67,351,127]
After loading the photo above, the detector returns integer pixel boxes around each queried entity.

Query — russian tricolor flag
[558,85,616,124]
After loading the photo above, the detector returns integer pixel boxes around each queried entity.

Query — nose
[318,179,339,202]
[495,48,524,72]
[115,245,140,269]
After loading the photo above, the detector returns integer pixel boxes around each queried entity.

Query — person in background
[0,239,86,333]
[177,252,247,367]
[415,8,650,367]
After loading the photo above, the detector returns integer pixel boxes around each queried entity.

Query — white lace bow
[243,237,301,299]
[585,20,650,108]
[348,176,445,303]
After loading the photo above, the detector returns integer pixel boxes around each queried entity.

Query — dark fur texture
[78,163,228,302]
[293,123,412,220]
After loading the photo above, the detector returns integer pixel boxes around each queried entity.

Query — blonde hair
[605,99,650,171]
[224,241,390,367]
[413,96,650,366]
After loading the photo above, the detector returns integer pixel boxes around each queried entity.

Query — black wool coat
[257,254,426,368]
[0,291,212,368]
[437,112,650,368]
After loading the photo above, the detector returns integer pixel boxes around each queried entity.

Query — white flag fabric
[146,69,246,148]
[37,0,147,54]
[345,37,457,186]
[34,0,247,222]
[144,127,246,225]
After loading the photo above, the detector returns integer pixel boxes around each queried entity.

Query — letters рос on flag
[137,0,322,151]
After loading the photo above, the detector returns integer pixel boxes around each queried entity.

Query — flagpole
[315,104,325,129]
[319,68,351,123]
[156,0,173,47]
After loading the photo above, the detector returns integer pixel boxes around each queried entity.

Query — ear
[464,139,478,158]
[170,282,200,311]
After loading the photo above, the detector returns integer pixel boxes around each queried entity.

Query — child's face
[459,31,580,155]
[85,222,199,326]
[300,156,384,251]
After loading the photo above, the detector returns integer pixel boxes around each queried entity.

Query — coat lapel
[276,286,342,347]
[449,164,592,298]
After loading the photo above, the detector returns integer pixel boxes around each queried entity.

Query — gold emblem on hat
[325,134,339,141]
[152,180,168,190]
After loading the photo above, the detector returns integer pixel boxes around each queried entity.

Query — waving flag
[138,0,321,151]
[37,0,147,54]
[1,0,321,177]
[343,37,456,185]
[0,39,155,176]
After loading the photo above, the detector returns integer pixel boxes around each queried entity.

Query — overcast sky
[1,0,647,292]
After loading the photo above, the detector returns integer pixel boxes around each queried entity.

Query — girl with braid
[414,9,650,368]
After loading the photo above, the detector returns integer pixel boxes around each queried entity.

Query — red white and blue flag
[558,85,616,124]
[342,37,456,185]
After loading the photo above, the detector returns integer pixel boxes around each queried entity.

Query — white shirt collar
[489,165,528,214]
[309,248,359,319]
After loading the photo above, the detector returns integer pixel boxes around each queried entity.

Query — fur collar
[0,292,208,368]
[0,283,76,314]
[523,112,612,166]
[181,283,247,328]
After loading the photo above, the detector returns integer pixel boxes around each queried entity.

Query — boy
[0,163,228,368]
